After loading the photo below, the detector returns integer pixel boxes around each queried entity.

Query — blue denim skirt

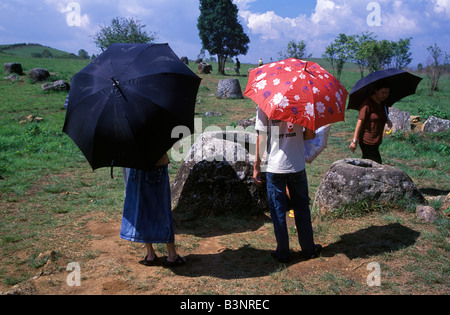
[120,166,175,244]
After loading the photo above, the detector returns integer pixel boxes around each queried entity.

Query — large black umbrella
[348,68,422,110]
[63,43,201,172]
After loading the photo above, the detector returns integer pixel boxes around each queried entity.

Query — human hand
[349,141,357,153]
[253,165,262,185]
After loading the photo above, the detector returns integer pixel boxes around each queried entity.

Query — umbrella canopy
[304,124,331,163]
[348,68,422,110]
[63,43,201,171]
[244,59,348,131]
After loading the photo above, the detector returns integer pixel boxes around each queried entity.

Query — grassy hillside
[0,52,448,295]
[0,44,73,58]
[1,53,89,82]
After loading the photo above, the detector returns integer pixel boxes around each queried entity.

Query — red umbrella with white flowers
[244,59,348,131]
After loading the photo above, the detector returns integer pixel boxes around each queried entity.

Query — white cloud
[311,0,337,24]
[434,0,450,17]
[117,0,155,17]
[233,0,258,10]
[235,0,449,65]
[243,11,305,41]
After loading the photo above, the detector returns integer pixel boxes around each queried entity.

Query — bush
[418,104,450,120]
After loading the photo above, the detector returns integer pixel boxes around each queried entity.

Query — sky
[0,0,449,67]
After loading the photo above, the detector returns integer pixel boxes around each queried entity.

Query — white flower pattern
[246,59,348,130]
[305,102,315,118]
[316,102,326,115]
[272,93,289,111]
[255,80,267,90]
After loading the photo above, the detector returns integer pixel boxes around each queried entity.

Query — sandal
[163,255,186,267]
[139,254,158,266]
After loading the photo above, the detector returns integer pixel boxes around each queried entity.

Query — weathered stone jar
[314,159,426,212]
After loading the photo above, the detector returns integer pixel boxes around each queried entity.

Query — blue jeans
[266,170,315,261]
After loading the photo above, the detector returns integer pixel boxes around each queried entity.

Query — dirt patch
[2,205,448,296]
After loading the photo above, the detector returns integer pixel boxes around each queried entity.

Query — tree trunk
[217,54,227,75]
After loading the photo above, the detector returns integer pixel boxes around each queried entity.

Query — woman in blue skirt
[121,153,185,267]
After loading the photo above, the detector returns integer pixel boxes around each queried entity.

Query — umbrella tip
[110,76,119,86]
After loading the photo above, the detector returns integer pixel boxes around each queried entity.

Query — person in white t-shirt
[253,107,322,263]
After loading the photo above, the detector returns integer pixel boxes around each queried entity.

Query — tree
[198,0,250,74]
[350,32,376,78]
[365,40,396,72]
[323,33,353,80]
[322,43,338,75]
[426,43,445,96]
[93,17,157,51]
[42,49,53,58]
[392,38,412,69]
[279,40,312,60]
[78,49,89,59]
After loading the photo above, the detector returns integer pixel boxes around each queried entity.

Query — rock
[205,111,223,117]
[4,63,24,75]
[410,115,422,131]
[180,57,189,65]
[217,79,243,99]
[41,80,70,92]
[422,116,450,133]
[171,131,268,216]
[238,117,256,129]
[198,62,212,74]
[416,205,438,223]
[29,68,50,82]
[410,116,421,124]
[19,115,44,124]
[389,107,411,133]
[440,193,450,215]
[4,74,20,81]
[314,159,426,212]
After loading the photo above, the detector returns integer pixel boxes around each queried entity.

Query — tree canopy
[324,32,414,79]
[93,17,157,51]
[279,40,312,60]
[198,0,250,74]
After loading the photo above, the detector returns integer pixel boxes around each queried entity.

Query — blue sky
[0,0,449,67]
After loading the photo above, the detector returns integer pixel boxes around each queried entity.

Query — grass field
[0,51,449,295]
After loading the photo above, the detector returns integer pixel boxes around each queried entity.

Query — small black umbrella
[348,68,422,110]
[63,43,201,172]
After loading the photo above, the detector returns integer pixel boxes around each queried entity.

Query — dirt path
[3,213,375,295]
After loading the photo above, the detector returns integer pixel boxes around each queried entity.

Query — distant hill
[0,43,80,59]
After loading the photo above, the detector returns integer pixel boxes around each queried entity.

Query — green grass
[0,44,74,58]
[0,51,448,295]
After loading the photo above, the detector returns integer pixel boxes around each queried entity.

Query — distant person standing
[258,58,264,66]
[235,58,241,76]
[349,80,393,164]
